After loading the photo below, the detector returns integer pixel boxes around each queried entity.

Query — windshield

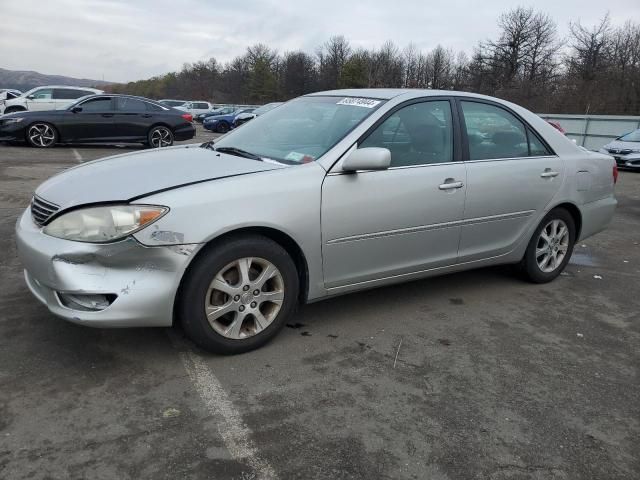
[212,96,384,164]
[66,95,95,109]
[618,129,640,142]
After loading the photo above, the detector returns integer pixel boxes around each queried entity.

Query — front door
[26,88,55,111]
[67,96,115,141]
[456,100,565,262]
[321,99,467,290]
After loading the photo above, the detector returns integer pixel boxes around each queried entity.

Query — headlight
[43,205,168,242]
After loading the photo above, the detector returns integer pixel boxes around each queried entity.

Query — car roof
[29,85,102,91]
[308,88,509,103]
[78,93,169,106]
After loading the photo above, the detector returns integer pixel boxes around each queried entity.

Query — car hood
[1,109,65,119]
[35,145,285,210]
[601,140,640,151]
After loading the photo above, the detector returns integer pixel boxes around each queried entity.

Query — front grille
[31,196,60,226]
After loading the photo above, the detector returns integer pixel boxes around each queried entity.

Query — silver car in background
[599,128,640,170]
[16,89,617,354]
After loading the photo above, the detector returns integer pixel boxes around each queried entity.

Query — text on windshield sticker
[337,98,381,108]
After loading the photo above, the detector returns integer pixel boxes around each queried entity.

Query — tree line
[107,8,640,115]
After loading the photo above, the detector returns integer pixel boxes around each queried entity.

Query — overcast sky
[1,0,637,83]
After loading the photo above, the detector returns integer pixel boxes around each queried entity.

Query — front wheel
[178,235,299,354]
[148,126,174,148]
[26,122,58,148]
[216,121,230,134]
[521,208,576,283]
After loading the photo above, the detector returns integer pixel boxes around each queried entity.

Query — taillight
[181,113,193,122]
[613,164,618,184]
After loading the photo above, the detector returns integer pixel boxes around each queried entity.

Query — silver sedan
[16,89,617,354]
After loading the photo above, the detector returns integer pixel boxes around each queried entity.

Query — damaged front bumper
[15,208,199,327]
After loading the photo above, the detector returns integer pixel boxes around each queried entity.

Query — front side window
[194,102,209,109]
[461,101,533,160]
[360,100,454,167]
[31,89,53,100]
[79,97,113,112]
[212,96,384,164]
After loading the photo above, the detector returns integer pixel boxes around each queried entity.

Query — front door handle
[101,113,114,118]
[141,114,152,118]
[540,168,559,178]
[439,180,464,190]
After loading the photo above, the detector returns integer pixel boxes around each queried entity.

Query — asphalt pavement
[0,132,638,479]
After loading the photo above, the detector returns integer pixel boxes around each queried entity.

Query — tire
[147,125,174,148]
[26,122,58,148]
[521,208,576,283]
[216,121,230,134]
[178,235,299,354]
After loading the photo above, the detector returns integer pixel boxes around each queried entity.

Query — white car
[177,101,214,117]
[1,86,103,114]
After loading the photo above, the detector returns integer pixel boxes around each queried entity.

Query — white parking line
[169,332,277,479]
[71,148,83,162]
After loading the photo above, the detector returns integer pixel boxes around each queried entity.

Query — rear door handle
[439,180,464,190]
[101,113,114,118]
[540,169,559,178]
[141,114,152,118]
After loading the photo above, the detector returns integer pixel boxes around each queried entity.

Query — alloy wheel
[204,257,285,339]
[28,124,56,147]
[535,219,570,273]
[150,127,172,147]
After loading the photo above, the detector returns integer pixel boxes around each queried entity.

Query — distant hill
[0,68,112,92]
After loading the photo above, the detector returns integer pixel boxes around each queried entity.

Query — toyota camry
[16,89,617,354]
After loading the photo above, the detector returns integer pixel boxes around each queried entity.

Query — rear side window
[460,101,552,159]
[54,89,92,100]
[193,102,209,109]
[360,100,454,167]
[528,130,552,156]
[80,97,113,112]
[145,102,164,112]
[115,97,147,112]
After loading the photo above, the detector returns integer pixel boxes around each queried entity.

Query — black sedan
[0,94,196,148]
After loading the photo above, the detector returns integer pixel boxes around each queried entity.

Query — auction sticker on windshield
[337,98,381,108]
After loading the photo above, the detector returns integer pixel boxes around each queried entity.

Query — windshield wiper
[200,140,216,150]
[215,146,263,161]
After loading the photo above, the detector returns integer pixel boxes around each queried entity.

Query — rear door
[112,97,154,140]
[322,98,467,289]
[456,99,563,262]
[25,88,55,111]
[67,96,115,141]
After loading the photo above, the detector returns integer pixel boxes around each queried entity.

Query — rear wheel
[179,235,299,354]
[521,208,576,283]
[26,123,58,148]
[148,126,173,148]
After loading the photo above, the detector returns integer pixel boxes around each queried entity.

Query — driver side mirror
[71,106,83,113]
[341,147,391,172]
[27,95,35,100]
